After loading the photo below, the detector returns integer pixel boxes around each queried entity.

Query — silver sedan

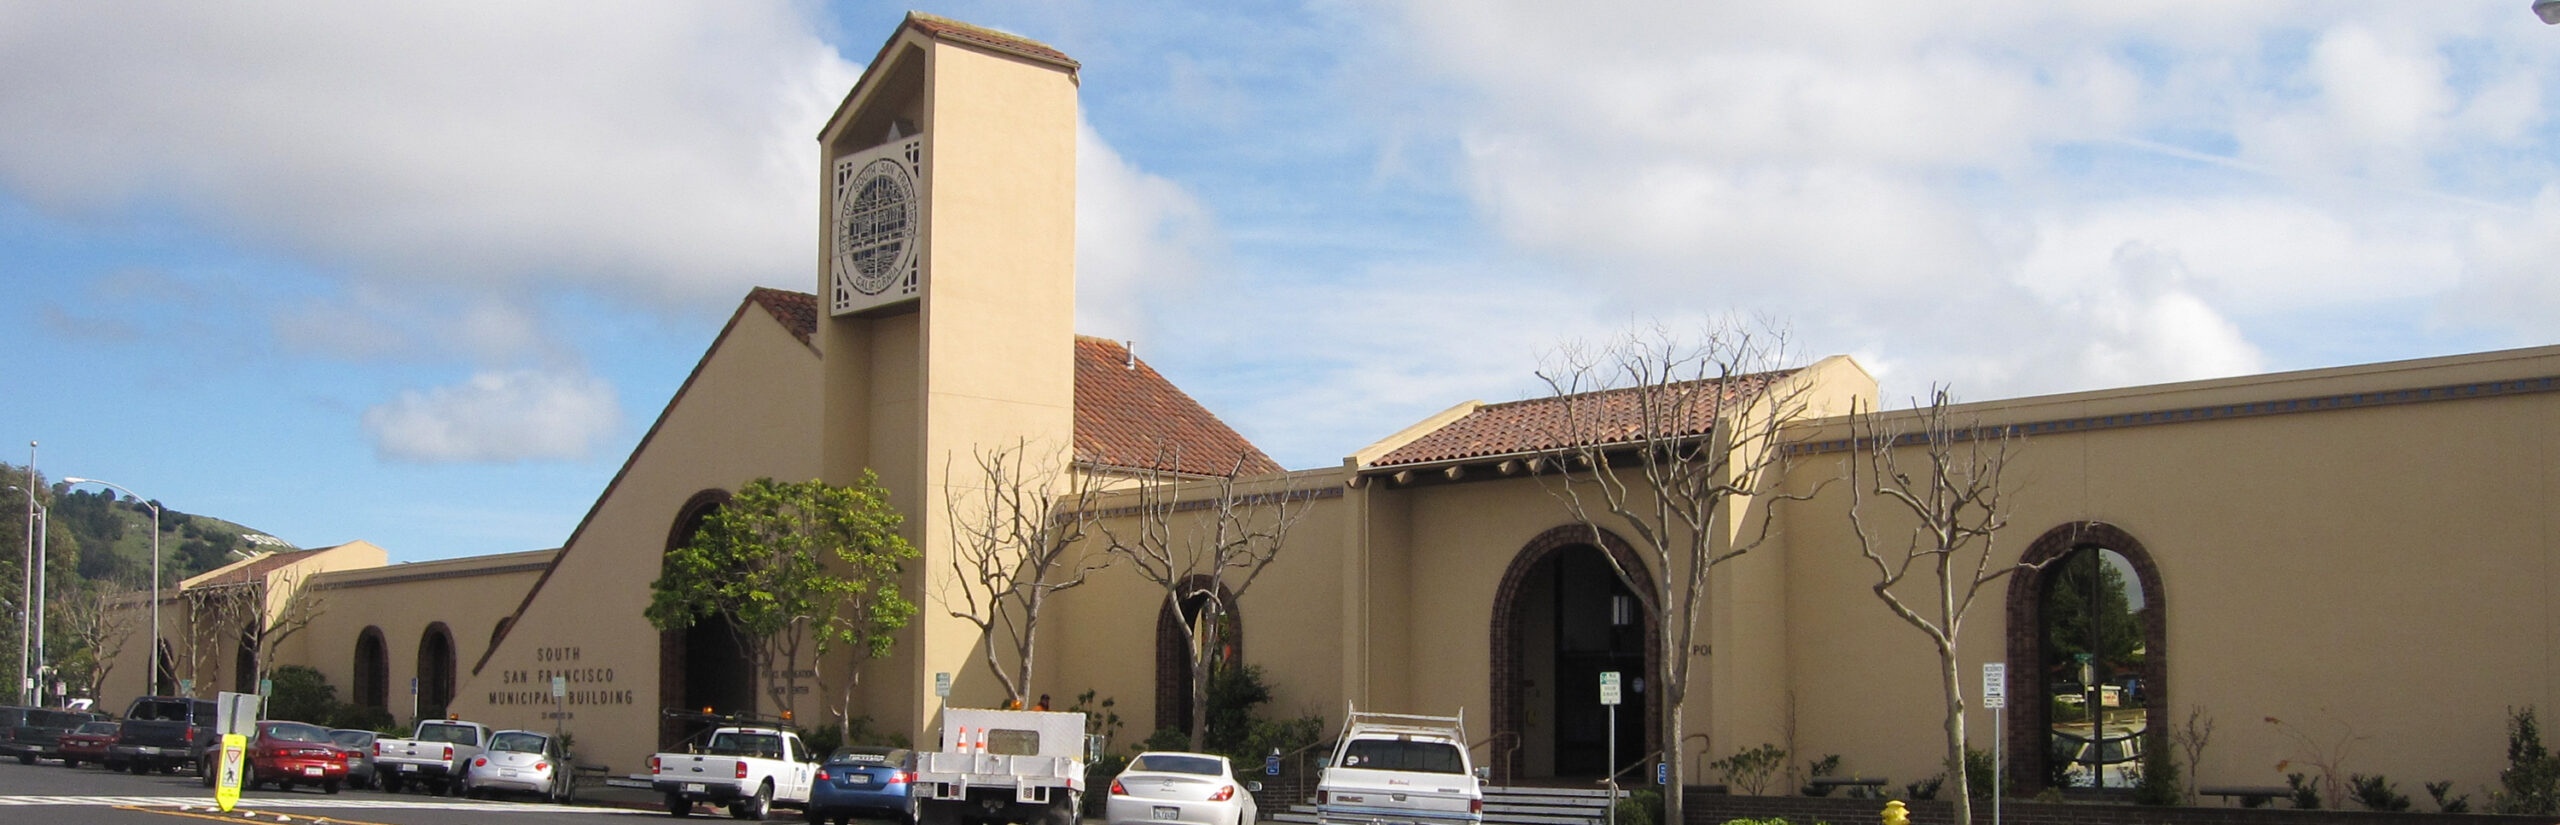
[462,729,574,803]
[1107,752,1261,825]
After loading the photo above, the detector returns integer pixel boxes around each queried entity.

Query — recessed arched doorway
[353,626,389,710]
[1154,577,1242,736]
[1490,525,1658,783]
[659,489,754,748]
[417,622,456,719]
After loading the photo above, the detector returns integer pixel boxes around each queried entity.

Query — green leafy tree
[645,474,919,719]
[266,664,339,724]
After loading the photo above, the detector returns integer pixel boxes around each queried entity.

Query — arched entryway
[2004,522,2166,795]
[353,626,389,710]
[1490,525,1659,783]
[659,489,754,748]
[233,620,259,695]
[416,622,456,719]
[1154,577,1242,735]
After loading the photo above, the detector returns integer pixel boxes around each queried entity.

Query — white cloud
[361,370,620,463]
[1355,0,2557,410]
[0,1,860,307]
[1075,120,1222,340]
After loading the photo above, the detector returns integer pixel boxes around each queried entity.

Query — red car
[57,721,120,768]
[239,721,353,793]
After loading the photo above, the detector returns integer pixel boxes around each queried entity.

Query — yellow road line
[111,804,400,825]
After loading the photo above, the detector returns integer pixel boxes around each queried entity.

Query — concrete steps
[1268,785,1625,825]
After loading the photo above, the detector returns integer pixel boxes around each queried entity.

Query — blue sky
[3,2,2555,562]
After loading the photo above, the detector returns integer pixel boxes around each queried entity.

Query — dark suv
[108,696,216,774]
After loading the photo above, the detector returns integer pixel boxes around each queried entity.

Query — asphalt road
[0,755,686,825]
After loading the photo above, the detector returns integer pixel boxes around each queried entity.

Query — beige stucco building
[100,12,2560,802]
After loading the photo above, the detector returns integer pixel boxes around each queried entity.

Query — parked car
[56,720,121,768]
[650,722,818,819]
[807,746,918,825]
[330,729,378,789]
[1315,707,1484,825]
[110,695,216,774]
[463,729,574,803]
[1108,752,1259,825]
[3,708,104,764]
[232,720,353,794]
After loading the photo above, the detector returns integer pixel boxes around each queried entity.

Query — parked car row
[0,698,571,804]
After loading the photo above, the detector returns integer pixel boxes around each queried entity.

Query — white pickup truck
[1315,706,1486,825]
[376,719,493,796]
[649,724,818,820]
[912,709,1087,825]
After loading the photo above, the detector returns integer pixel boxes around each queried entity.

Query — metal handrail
[1603,748,1664,789]
[1469,730,1520,783]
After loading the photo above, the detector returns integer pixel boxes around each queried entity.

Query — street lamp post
[6,486,45,706]
[63,477,160,696]
[18,441,33,705]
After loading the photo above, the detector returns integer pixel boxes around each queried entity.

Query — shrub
[1713,743,1788,795]
[264,665,338,724]
[1799,754,1841,796]
[2285,772,2321,809]
[2348,773,2411,811]
[2496,706,2560,815]
[2426,780,2471,813]
[2131,745,2182,806]
[1609,789,1662,825]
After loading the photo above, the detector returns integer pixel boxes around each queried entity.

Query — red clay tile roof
[1074,337,1283,477]
[735,290,1278,477]
[746,288,818,345]
[1370,370,1796,468]
[189,548,323,589]
[904,12,1079,71]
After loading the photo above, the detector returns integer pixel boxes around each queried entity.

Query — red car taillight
[535,761,549,772]
[1471,799,1484,815]
[889,770,912,785]
[650,755,662,774]
[816,770,832,781]
[1110,779,1128,796]
[1210,785,1236,802]
[473,757,487,768]
[374,742,384,757]
[442,745,453,761]
[1318,791,1330,805]
[736,761,748,779]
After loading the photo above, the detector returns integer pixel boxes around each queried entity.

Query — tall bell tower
[814,13,1080,736]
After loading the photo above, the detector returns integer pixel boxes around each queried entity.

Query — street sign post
[934,672,952,698]
[1600,672,1621,825]
[212,691,261,812]
[1984,663,2007,825]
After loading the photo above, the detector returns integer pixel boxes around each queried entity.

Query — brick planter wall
[1682,791,2547,825]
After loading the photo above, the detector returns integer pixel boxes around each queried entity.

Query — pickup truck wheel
[381,775,403,793]
[668,793,696,817]
[61,758,77,768]
[128,760,149,775]
[1042,797,1080,825]
[15,753,33,765]
[730,781,772,821]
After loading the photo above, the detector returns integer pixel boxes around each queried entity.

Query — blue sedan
[808,746,918,825]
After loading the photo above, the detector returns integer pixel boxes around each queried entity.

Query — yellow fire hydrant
[1880,799,1910,825]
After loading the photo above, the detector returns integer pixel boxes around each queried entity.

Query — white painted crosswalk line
[0,794,627,812]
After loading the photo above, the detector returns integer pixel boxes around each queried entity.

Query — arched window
[353,627,389,710]
[2005,522,2165,794]
[417,622,456,718]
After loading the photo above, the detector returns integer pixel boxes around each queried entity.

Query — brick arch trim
[1487,524,1661,784]
[2002,521,2167,795]
[1156,575,1243,734]
[660,487,734,748]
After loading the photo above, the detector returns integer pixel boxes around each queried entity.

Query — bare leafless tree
[1846,389,2042,825]
[182,564,329,696]
[57,580,139,699]
[939,439,1110,709]
[1535,320,1817,824]
[1101,450,1308,751]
